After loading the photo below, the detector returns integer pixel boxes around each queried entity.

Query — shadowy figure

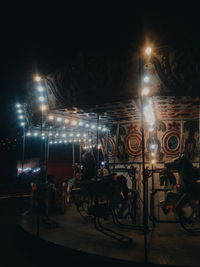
[82,151,96,181]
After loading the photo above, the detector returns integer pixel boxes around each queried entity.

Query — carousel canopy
[43,43,200,117]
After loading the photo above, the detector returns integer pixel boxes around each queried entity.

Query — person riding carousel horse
[164,153,200,218]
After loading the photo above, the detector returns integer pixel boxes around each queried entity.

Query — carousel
[17,43,200,266]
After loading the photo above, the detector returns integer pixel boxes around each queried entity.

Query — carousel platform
[19,205,200,267]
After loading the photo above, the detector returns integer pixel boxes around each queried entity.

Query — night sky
[0,3,199,182]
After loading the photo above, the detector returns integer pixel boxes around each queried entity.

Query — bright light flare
[143,76,150,83]
[34,75,42,82]
[71,120,77,126]
[20,122,25,126]
[37,86,44,92]
[48,115,54,121]
[143,103,155,126]
[64,119,69,124]
[145,47,152,56]
[56,117,62,122]
[150,143,156,151]
[16,104,21,108]
[142,87,150,96]
[151,159,156,165]
[38,96,45,102]
[40,105,47,111]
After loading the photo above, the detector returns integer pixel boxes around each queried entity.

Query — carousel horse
[165,155,200,232]
[71,174,134,245]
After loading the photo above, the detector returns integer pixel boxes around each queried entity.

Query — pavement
[0,195,191,267]
[0,196,147,267]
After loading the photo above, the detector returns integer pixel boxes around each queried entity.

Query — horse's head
[165,154,187,171]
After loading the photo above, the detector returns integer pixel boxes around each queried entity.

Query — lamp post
[141,46,153,263]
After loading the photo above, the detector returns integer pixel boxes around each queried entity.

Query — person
[82,151,96,181]
[47,174,56,213]
[160,169,181,215]
[99,162,111,177]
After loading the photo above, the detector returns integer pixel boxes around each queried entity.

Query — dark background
[0,3,199,186]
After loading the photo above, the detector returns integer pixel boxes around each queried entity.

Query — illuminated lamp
[142,87,150,96]
[34,75,42,82]
[143,76,150,83]
[145,47,152,56]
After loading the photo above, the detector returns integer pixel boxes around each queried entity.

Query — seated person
[160,169,181,214]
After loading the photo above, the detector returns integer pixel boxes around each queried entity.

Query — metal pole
[141,95,148,263]
[151,163,155,227]
[180,119,183,155]
[40,109,43,164]
[199,104,200,168]
[72,142,75,175]
[22,126,26,171]
[46,137,50,178]
[114,122,120,172]
[79,144,82,166]
[96,113,100,177]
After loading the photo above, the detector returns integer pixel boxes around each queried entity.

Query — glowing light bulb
[91,125,95,129]
[18,115,24,119]
[71,120,77,126]
[142,87,150,96]
[48,132,52,136]
[144,76,150,83]
[37,86,44,92]
[145,47,152,55]
[56,117,62,122]
[85,123,89,128]
[49,141,53,144]
[34,75,42,82]
[64,119,69,124]
[20,122,25,126]
[33,132,38,136]
[48,115,54,121]
[38,96,45,102]
[40,105,47,111]
[16,104,21,108]
[17,109,23,113]
[151,159,156,164]
[62,134,66,137]
[26,132,31,136]
[79,121,83,126]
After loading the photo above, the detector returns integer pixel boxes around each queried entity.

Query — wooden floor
[20,205,200,266]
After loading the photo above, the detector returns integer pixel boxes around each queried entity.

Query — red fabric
[47,163,73,186]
